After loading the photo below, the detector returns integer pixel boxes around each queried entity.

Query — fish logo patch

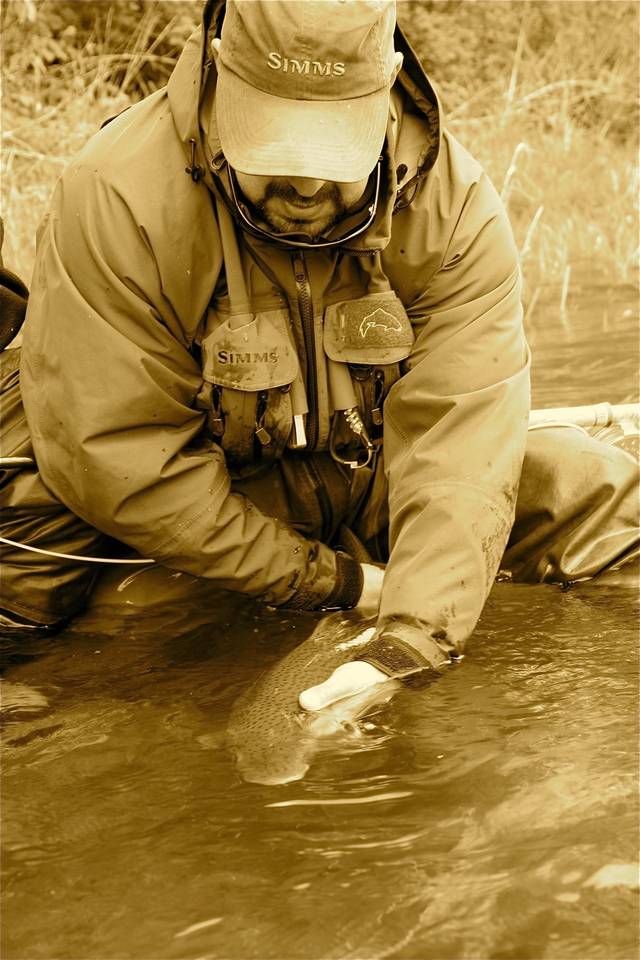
[358,307,404,339]
[324,295,414,364]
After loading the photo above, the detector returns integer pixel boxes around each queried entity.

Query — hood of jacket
[166,0,442,253]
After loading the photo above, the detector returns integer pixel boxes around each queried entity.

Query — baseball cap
[215,0,398,183]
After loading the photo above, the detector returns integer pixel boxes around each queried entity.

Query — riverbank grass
[2,1,638,320]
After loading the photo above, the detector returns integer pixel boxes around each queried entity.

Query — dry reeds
[1,0,200,280]
[399,0,639,327]
[1,0,638,327]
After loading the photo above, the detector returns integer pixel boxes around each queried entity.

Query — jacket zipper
[292,253,334,539]
[292,252,318,451]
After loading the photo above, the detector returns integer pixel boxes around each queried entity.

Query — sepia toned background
[1,5,638,959]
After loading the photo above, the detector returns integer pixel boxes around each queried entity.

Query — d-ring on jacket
[19,1,531,676]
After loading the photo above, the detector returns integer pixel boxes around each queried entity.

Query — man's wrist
[356,562,384,615]
[320,552,364,610]
[352,621,453,682]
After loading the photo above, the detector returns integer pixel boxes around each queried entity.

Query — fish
[226,611,400,785]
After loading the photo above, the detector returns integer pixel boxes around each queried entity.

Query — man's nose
[287,177,325,197]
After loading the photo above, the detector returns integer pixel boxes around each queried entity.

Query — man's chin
[264,213,337,238]
[259,200,341,239]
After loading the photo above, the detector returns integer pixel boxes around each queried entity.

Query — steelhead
[227,611,400,785]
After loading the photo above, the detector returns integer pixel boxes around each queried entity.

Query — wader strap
[358,251,393,296]
[214,193,252,319]
[210,194,258,452]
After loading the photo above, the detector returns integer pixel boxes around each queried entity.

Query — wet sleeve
[20,166,358,609]
[358,170,531,673]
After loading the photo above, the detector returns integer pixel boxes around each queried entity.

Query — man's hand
[356,563,384,616]
[299,659,390,712]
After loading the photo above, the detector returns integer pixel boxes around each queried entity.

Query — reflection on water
[1,291,638,960]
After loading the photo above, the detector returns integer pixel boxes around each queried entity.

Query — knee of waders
[505,425,640,582]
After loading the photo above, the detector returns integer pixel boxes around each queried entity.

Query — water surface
[1,290,638,959]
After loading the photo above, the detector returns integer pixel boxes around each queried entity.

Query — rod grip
[328,359,357,412]
[529,402,640,429]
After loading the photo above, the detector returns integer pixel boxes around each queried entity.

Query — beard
[249,180,348,238]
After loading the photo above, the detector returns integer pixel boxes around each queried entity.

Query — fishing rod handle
[529,402,640,429]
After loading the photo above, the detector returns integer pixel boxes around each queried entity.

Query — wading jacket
[21,2,530,674]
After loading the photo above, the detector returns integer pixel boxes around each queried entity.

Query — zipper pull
[209,385,225,437]
[255,391,272,447]
[292,253,305,282]
[185,138,204,182]
[255,426,272,447]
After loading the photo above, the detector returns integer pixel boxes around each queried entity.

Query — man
[1,0,637,712]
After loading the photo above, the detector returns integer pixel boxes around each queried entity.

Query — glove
[299,657,390,712]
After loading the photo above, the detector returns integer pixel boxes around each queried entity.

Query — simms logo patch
[267,52,345,76]
[359,308,403,339]
[217,350,278,364]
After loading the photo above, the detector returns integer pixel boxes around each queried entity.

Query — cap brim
[216,64,388,183]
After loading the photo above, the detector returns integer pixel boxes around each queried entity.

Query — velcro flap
[202,308,299,390]
[324,292,414,365]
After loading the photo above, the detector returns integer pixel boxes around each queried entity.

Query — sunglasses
[225,161,382,250]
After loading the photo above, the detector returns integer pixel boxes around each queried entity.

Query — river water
[1,289,638,959]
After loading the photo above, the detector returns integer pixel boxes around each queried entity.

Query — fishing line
[265,791,413,808]
[0,535,155,565]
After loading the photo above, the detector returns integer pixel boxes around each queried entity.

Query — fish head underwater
[226,612,400,785]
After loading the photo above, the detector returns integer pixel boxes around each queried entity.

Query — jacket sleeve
[357,162,530,676]
[20,164,359,609]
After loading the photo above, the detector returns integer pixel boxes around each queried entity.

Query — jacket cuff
[279,550,363,611]
[353,625,452,682]
[320,552,364,610]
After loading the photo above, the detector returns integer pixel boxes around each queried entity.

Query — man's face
[233,172,371,238]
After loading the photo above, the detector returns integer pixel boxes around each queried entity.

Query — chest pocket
[324,291,415,444]
[197,306,299,468]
